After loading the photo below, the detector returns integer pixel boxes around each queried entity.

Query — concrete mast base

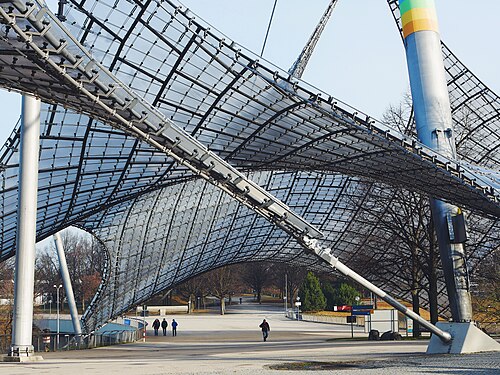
[427,322,500,354]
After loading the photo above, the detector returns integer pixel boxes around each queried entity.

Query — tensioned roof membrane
[0,0,498,330]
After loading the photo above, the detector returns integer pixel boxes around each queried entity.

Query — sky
[0,0,498,147]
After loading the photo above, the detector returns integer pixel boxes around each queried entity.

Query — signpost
[349,305,374,338]
[352,305,374,310]
[334,305,351,312]
[407,317,414,336]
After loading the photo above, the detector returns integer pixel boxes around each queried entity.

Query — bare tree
[0,259,14,337]
[206,266,237,315]
[176,273,210,311]
[35,251,61,305]
[382,92,414,134]
[36,229,105,313]
[240,262,271,304]
[471,248,500,333]
[272,263,308,309]
[344,98,444,335]
[366,189,436,335]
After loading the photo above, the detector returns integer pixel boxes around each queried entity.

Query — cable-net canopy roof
[0,0,498,330]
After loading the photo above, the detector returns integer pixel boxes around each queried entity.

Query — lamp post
[54,284,62,350]
[142,305,147,343]
[284,273,288,312]
[48,299,52,317]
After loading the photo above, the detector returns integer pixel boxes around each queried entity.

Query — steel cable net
[0,0,497,329]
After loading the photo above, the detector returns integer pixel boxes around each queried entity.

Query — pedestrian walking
[152,318,160,336]
[172,319,178,336]
[161,318,168,336]
[259,319,270,342]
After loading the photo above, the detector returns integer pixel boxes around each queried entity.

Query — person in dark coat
[172,319,178,336]
[152,318,160,336]
[161,318,168,336]
[259,319,270,342]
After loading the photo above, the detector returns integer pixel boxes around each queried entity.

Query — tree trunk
[411,245,421,338]
[219,297,225,315]
[411,288,421,337]
[428,223,439,324]
[429,268,438,324]
[257,288,262,304]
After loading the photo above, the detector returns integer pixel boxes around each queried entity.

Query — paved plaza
[1,303,499,374]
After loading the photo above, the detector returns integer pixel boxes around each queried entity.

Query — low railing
[0,329,139,353]
[285,310,364,326]
[285,310,302,321]
[136,305,189,316]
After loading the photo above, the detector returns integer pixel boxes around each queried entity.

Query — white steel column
[53,232,82,336]
[10,95,41,357]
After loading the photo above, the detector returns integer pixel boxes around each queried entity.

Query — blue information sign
[351,305,373,310]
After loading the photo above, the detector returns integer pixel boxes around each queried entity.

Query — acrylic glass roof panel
[0,0,497,219]
[0,0,498,331]
[68,0,498,326]
[79,170,499,330]
[0,103,194,260]
[69,0,500,174]
[79,171,352,328]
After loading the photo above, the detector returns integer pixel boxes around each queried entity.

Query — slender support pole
[399,0,472,321]
[304,237,452,343]
[53,232,82,336]
[284,273,288,311]
[10,95,41,357]
[55,284,61,349]
[142,305,146,342]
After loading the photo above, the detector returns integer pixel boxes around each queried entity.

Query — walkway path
[1,302,498,374]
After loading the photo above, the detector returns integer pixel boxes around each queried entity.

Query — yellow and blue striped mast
[400,0,472,322]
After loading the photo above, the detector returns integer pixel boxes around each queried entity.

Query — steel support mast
[399,0,472,321]
[8,95,41,359]
[54,232,83,337]
[288,0,339,79]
